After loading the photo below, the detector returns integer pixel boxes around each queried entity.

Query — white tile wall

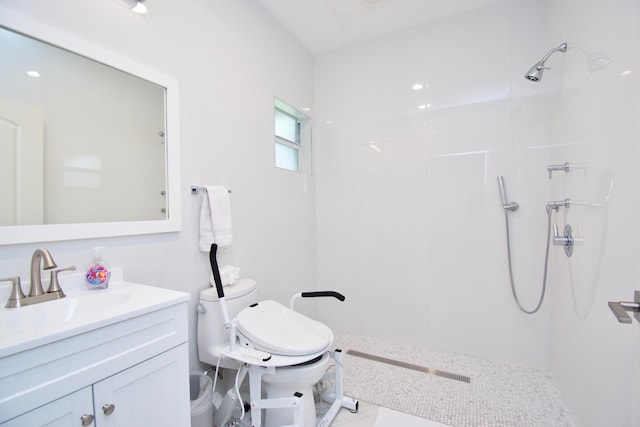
[315,0,640,425]
[315,0,552,367]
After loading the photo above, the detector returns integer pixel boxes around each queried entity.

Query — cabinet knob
[102,403,116,415]
[80,414,94,426]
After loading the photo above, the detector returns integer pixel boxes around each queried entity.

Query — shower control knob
[553,224,574,257]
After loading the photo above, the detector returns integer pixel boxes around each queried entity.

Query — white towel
[199,186,233,251]
[209,265,240,287]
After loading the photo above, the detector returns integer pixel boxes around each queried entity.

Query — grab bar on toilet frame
[290,291,346,310]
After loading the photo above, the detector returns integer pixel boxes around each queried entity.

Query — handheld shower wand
[497,176,519,211]
[497,175,554,314]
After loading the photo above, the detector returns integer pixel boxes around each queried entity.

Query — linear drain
[346,349,471,384]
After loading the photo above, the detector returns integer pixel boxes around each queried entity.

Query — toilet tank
[197,278,259,366]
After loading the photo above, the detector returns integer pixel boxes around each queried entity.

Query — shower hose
[502,209,553,314]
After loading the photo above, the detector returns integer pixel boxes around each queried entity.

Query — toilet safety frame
[207,244,359,427]
[223,347,358,427]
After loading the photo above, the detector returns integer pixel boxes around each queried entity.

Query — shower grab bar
[608,291,640,324]
[547,162,588,179]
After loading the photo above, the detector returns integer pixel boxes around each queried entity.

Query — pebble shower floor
[332,331,575,427]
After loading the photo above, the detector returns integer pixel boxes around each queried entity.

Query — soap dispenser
[85,247,110,290]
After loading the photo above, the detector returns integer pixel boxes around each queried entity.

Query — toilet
[197,278,335,427]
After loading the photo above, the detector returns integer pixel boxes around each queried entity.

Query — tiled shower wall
[314,0,640,425]
[314,0,552,368]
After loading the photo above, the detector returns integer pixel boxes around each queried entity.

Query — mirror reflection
[0,26,167,227]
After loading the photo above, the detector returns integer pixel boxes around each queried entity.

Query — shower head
[524,61,547,82]
[524,42,568,82]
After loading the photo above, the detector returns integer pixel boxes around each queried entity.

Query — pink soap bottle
[85,247,110,290]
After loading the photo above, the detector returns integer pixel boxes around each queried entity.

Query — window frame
[274,97,311,173]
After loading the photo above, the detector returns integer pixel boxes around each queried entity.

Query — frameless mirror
[0,9,181,244]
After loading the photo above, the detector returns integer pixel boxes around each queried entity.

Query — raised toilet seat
[237,299,334,356]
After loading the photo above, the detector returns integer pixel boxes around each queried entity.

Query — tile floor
[331,400,380,427]
[332,401,450,427]
[331,330,575,427]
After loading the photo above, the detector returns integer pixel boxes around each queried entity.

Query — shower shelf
[608,291,640,324]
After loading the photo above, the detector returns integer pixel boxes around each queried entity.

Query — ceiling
[257,0,503,55]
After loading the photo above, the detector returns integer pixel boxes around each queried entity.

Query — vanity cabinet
[0,295,190,426]
[2,387,94,426]
[5,345,188,427]
[93,344,188,426]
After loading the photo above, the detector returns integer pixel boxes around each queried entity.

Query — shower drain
[345,349,471,384]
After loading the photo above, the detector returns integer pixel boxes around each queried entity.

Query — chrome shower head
[524,43,568,82]
[525,61,547,82]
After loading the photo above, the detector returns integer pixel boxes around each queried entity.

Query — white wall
[548,1,640,426]
[314,0,552,368]
[314,0,640,425]
[0,0,316,370]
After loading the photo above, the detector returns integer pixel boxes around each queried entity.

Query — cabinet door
[2,387,94,427]
[93,344,190,427]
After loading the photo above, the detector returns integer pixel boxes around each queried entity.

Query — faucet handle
[1,276,26,308]
[47,266,76,295]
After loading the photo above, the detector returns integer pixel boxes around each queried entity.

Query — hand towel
[209,265,240,287]
[199,186,233,251]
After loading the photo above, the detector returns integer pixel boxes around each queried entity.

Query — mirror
[0,9,181,245]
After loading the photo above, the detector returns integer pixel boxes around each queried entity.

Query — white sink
[1,293,132,338]
[0,268,189,357]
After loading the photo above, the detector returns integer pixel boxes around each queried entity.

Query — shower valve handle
[553,224,575,257]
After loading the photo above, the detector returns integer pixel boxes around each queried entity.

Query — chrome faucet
[1,248,74,308]
[29,249,58,297]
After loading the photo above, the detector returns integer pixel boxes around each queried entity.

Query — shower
[497,176,553,314]
[524,42,568,81]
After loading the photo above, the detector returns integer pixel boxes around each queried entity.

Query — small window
[275,108,299,144]
[275,142,299,171]
[274,98,310,173]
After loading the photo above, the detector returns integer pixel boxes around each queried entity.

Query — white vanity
[0,269,190,426]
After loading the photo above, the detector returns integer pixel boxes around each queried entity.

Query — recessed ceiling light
[369,143,382,153]
[26,70,40,78]
[418,104,427,109]
[132,0,147,14]
[412,83,424,90]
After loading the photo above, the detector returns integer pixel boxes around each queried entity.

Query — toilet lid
[236,300,333,356]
